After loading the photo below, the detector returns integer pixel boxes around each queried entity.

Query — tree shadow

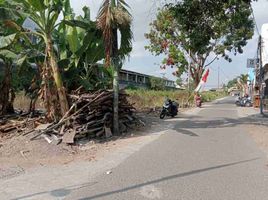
[11,182,97,200]
[172,115,268,132]
[175,128,199,137]
[79,157,260,200]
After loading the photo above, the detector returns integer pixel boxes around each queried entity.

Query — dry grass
[13,90,226,112]
[126,89,227,110]
[14,92,43,111]
[126,89,192,109]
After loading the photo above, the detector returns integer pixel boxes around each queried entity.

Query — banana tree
[0,0,69,120]
[60,6,108,90]
[97,0,133,135]
[0,16,24,115]
[0,49,16,114]
[0,25,43,115]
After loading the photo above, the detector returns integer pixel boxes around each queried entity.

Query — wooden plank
[62,129,76,144]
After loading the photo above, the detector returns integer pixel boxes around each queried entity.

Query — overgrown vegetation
[126,89,227,110]
[0,0,132,126]
[0,0,255,136]
[149,77,165,91]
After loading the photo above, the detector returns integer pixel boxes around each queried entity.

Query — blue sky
[70,0,268,88]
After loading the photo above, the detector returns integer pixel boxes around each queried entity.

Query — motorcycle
[235,96,252,107]
[235,96,241,106]
[160,99,178,119]
[195,96,202,108]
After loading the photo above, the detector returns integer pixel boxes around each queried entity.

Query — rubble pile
[0,90,144,144]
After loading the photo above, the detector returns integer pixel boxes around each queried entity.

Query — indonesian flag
[195,69,210,92]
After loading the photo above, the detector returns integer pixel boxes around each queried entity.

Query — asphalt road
[67,97,268,200]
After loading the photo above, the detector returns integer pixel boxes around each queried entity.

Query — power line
[250,4,260,36]
[219,67,231,80]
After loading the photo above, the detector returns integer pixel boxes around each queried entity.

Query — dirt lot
[0,112,163,170]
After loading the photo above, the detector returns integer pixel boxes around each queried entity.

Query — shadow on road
[11,182,98,200]
[142,111,268,138]
[146,98,268,137]
[79,157,259,200]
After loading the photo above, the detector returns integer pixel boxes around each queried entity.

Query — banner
[194,69,210,92]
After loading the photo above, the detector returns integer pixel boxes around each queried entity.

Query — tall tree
[97,0,132,135]
[238,74,249,95]
[145,0,254,87]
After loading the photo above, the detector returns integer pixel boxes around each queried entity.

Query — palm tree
[97,0,133,135]
[237,74,249,95]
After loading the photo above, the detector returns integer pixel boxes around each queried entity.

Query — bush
[125,84,139,90]
[149,77,165,90]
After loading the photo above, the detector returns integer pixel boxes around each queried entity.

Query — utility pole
[218,66,220,89]
[259,35,264,115]
[188,49,191,90]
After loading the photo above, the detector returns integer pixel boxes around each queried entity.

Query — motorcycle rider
[160,98,178,119]
[195,92,202,107]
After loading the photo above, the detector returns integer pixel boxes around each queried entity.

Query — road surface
[2,97,268,200]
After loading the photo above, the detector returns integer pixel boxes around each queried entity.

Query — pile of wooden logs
[0,112,45,139]
[28,90,144,144]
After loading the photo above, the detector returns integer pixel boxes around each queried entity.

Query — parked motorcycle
[235,96,241,106]
[160,99,178,119]
[235,96,252,107]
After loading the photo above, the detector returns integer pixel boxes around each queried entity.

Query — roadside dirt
[246,124,268,157]
[0,112,163,170]
[238,107,268,158]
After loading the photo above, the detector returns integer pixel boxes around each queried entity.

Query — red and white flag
[194,69,210,92]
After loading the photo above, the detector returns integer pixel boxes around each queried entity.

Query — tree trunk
[45,35,69,118]
[112,29,119,135]
[191,65,204,87]
[39,61,58,121]
[0,62,14,115]
[113,63,119,135]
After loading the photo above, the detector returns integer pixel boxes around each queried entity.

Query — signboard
[247,59,257,68]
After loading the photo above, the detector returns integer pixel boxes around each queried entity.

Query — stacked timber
[29,90,144,144]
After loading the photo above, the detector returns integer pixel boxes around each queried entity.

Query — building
[119,69,177,90]
[253,24,268,112]
[119,69,150,89]
[261,24,268,97]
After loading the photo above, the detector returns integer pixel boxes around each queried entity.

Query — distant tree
[149,77,165,90]
[227,78,238,89]
[175,77,183,86]
[145,0,254,87]
[237,74,249,95]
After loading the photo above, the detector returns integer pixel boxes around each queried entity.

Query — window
[138,76,144,83]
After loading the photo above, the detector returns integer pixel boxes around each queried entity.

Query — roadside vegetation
[126,89,227,110]
[0,0,256,139]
